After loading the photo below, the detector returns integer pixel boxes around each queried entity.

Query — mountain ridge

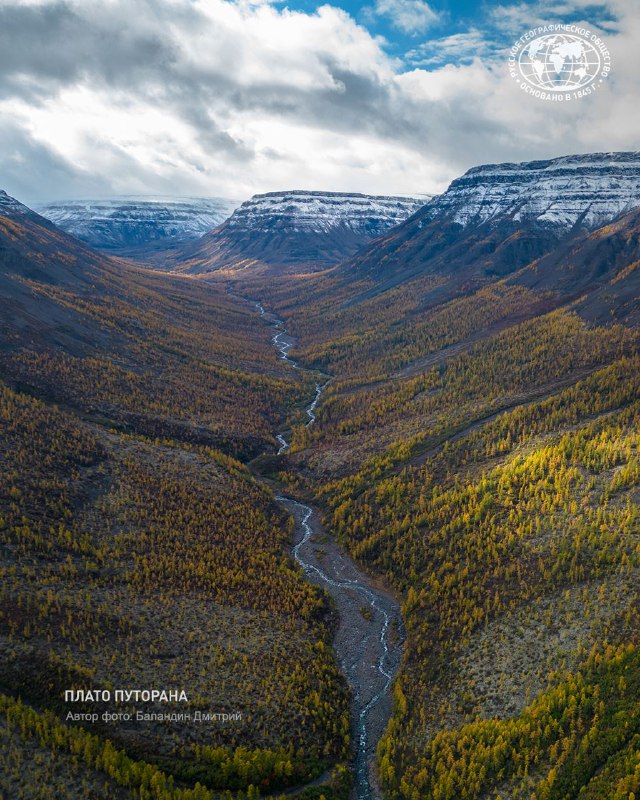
[422,150,640,230]
[35,195,239,257]
[171,189,427,274]
[329,151,640,309]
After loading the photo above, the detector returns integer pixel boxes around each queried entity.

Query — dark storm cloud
[0,2,177,89]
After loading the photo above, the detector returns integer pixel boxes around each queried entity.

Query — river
[254,299,404,800]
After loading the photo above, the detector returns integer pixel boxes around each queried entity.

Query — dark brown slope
[167,191,425,275]
[509,207,640,324]
[231,180,640,386]
[309,152,640,312]
[0,191,137,353]
[0,192,307,457]
[337,214,563,309]
[174,218,377,274]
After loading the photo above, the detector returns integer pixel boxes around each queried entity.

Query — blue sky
[276,0,616,64]
[0,0,636,203]
[339,0,488,59]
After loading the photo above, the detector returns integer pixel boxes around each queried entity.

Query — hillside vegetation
[0,203,349,800]
[229,209,640,800]
[3,179,640,800]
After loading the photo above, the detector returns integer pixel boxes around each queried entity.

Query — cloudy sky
[0,0,638,204]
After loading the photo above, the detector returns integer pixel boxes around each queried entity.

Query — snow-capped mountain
[343,152,640,286]
[422,152,640,230]
[34,196,239,256]
[225,191,426,234]
[0,189,40,219]
[173,190,427,273]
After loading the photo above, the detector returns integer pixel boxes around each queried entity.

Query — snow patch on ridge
[34,196,239,248]
[0,190,34,218]
[226,190,427,234]
[424,152,640,231]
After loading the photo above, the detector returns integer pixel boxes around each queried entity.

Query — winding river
[254,299,404,800]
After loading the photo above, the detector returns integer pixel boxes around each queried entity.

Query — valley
[251,294,404,800]
[1,149,640,800]
[280,496,403,800]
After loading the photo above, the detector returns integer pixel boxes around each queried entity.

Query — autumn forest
[1,160,640,800]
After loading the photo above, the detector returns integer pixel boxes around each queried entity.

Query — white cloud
[406,30,491,66]
[488,0,621,36]
[363,0,440,35]
[0,0,638,206]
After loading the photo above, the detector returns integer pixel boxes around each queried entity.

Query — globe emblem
[518,33,601,91]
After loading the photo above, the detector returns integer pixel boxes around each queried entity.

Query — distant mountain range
[6,151,640,323]
[170,191,427,273]
[34,196,239,257]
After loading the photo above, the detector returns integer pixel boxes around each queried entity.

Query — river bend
[254,299,404,800]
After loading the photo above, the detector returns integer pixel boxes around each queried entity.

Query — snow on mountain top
[0,190,35,217]
[36,196,237,223]
[250,190,426,200]
[226,190,427,233]
[462,151,640,177]
[37,194,236,207]
[34,196,239,250]
[429,151,640,230]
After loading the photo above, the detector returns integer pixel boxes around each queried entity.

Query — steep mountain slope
[35,196,238,257]
[510,206,640,325]
[0,190,121,346]
[235,152,640,384]
[1,188,47,220]
[0,190,308,455]
[0,191,351,800]
[172,190,426,274]
[423,151,640,229]
[225,155,640,800]
[340,151,640,288]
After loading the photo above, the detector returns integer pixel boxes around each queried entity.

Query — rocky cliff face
[224,191,426,234]
[34,196,238,256]
[421,152,640,230]
[340,152,640,291]
[174,191,427,273]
